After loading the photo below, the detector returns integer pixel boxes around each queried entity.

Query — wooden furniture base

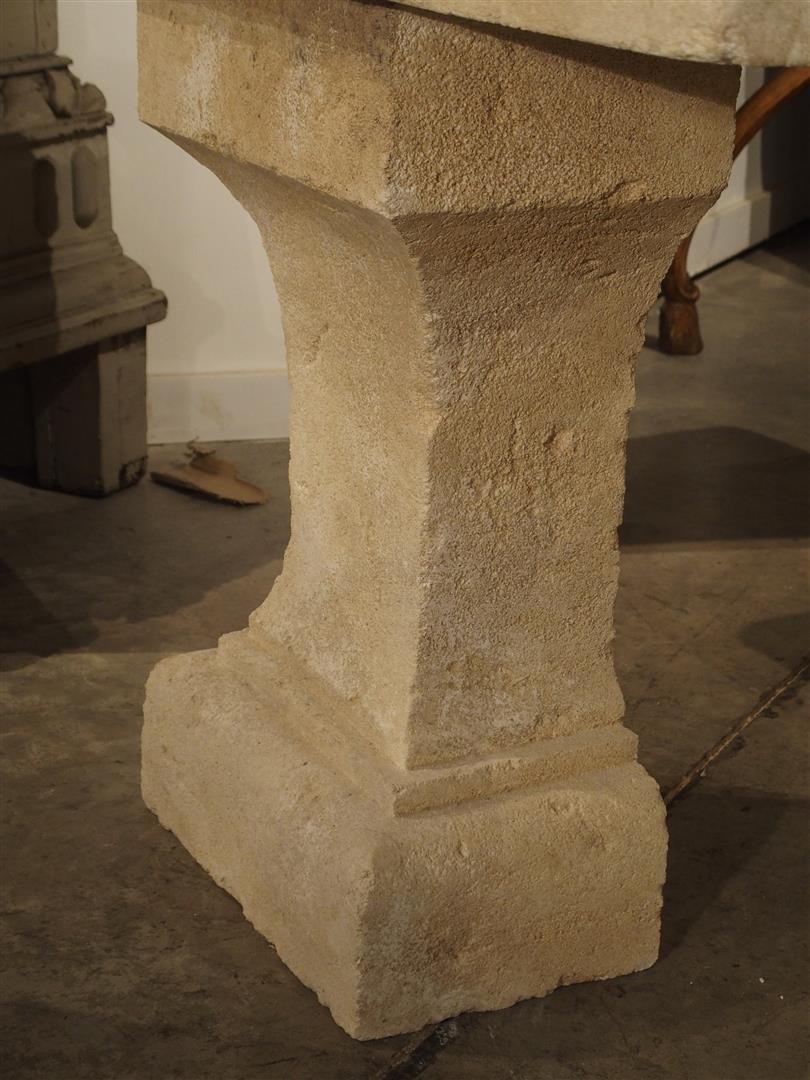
[659,66,810,356]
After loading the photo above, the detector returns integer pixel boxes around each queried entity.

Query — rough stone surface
[1,224,808,1076]
[393,0,810,66]
[0,0,57,60]
[138,0,739,1038]
[144,649,666,1041]
[0,31,166,369]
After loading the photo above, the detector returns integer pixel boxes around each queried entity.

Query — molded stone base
[142,638,667,1040]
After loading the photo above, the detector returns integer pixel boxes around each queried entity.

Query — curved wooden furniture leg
[659,229,702,354]
[660,65,810,356]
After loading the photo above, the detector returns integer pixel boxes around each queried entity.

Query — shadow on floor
[621,426,810,545]
[744,219,810,283]
[661,788,798,961]
[0,562,79,668]
[740,612,810,663]
[0,444,291,671]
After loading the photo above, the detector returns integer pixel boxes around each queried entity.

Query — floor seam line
[663,654,810,806]
[373,1017,463,1080]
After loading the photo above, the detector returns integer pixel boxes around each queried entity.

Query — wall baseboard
[689,175,810,277]
[147,369,290,444]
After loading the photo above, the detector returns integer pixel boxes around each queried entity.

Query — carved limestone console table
[137,0,810,1040]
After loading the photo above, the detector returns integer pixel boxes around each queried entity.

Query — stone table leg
[138,0,738,1040]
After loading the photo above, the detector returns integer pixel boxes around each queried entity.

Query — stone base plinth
[143,632,667,1040]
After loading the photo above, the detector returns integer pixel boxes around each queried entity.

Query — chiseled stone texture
[143,647,667,1040]
[394,0,810,67]
[138,0,737,1039]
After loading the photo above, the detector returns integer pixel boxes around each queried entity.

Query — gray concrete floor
[2,224,808,1080]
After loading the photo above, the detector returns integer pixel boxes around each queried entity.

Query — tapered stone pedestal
[138,0,743,1040]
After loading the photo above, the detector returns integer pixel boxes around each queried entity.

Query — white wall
[57,3,808,442]
[57,0,289,444]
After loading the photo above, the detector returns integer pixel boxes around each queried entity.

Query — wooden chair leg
[659,231,702,354]
[659,65,810,356]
